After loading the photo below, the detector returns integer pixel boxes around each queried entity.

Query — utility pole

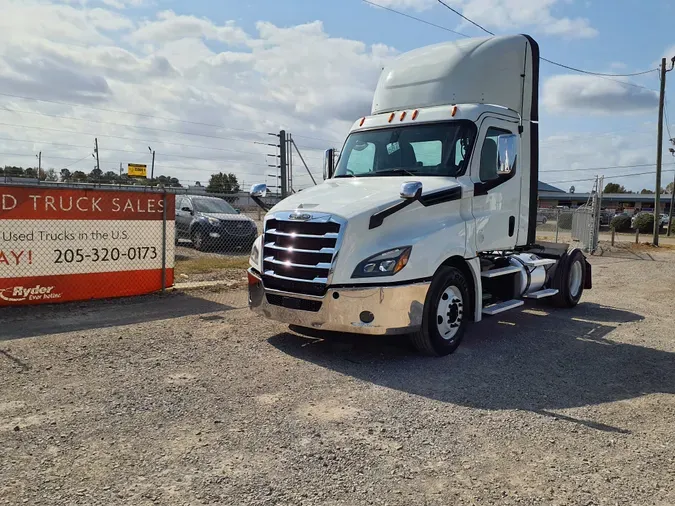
[36,151,41,183]
[148,146,155,181]
[278,130,288,198]
[654,57,675,246]
[668,138,675,236]
[288,133,293,193]
[94,138,101,173]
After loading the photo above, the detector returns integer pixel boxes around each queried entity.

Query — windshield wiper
[373,168,416,177]
[333,174,355,178]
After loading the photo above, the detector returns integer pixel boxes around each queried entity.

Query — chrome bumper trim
[248,268,430,336]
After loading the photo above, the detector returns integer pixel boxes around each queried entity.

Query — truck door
[470,116,521,252]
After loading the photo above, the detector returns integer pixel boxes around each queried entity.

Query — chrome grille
[262,212,344,296]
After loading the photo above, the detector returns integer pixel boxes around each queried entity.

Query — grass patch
[175,256,249,276]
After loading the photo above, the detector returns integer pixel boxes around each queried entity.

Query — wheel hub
[436,286,463,341]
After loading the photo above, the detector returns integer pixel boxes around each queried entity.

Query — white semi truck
[247,34,592,356]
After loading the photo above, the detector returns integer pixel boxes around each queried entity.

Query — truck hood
[270,177,462,219]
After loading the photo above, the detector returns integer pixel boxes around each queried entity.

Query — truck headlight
[206,217,220,226]
[352,246,412,278]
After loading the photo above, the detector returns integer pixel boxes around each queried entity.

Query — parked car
[631,212,649,229]
[660,213,669,227]
[536,212,547,225]
[175,195,258,251]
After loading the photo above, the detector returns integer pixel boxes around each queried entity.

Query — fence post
[555,208,560,243]
[161,190,167,293]
[635,228,640,245]
[611,226,615,246]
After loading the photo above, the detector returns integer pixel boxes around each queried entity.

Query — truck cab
[247,34,591,356]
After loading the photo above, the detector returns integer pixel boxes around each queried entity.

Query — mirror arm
[251,196,271,212]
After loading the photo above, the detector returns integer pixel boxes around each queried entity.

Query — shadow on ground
[0,292,232,341]
[269,303,672,432]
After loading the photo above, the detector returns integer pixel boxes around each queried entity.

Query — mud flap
[584,259,592,289]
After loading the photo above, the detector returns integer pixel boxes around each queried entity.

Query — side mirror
[250,183,268,198]
[497,134,518,175]
[323,148,335,180]
[181,206,192,213]
[234,209,241,214]
[400,181,423,199]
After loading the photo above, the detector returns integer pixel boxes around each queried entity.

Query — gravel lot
[1,248,674,505]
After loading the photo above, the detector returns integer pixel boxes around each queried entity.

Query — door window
[479,127,512,182]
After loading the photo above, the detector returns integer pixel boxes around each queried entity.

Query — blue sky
[0,0,673,192]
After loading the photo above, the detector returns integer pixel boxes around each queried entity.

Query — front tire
[410,266,469,357]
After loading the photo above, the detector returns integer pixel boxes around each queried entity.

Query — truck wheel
[550,249,585,308]
[410,266,469,357]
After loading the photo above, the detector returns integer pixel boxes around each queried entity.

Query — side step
[523,288,559,299]
[482,299,524,316]
[481,265,520,278]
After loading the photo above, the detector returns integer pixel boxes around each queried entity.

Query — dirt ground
[1,248,675,506]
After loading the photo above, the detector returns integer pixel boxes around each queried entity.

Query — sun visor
[372,34,538,122]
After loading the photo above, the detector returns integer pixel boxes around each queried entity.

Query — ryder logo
[0,285,62,302]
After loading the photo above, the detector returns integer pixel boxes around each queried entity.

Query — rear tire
[410,266,469,357]
[550,248,586,308]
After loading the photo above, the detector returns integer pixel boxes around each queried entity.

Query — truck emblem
[288,213,312,221]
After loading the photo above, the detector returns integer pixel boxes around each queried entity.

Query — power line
[0,106,274,147]
[0,108,324,160]
[0,91,336,144]
[539,58,657,78]
[362,0,469,37]
[435,0,493,35]
[368,0,657,91]
[542,162,675,173]
[547,168,675,185]
[432,0,658,88]
[0,122,277,167]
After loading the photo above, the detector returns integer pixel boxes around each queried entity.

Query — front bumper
[248,268,430,335]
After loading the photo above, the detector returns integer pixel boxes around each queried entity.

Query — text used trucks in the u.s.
[246,34,592,356]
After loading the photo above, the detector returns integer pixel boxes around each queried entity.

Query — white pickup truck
[247,34,592,356]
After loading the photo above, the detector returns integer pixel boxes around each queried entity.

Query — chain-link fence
[0,183,274,309]
[0,183,179,307]
[534,208,575,244]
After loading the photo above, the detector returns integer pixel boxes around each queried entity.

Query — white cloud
[0,1,394,187]
[0,0,657,195]
[542,75,659,115]
[369,0,597,39]
[129,10,248,46]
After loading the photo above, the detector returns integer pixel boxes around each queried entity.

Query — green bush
[610,215,631,232]
[634,213,654,233]
[557,213,573,230]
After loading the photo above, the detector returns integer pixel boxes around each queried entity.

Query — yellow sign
[127,163,147,178]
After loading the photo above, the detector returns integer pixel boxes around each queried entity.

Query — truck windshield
[334,121,477,178]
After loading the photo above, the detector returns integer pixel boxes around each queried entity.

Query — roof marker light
[400,111,406,121]
[412,109,419,120]
[451,105,458,117]
[359,117,366,127]
[388,112,395,123]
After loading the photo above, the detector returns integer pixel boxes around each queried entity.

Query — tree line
[604,182,675,194]
[1,166,241,194]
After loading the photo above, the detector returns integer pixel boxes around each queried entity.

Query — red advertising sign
[0,186,175,306]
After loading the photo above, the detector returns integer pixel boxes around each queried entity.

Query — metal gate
[571,177,603,253]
